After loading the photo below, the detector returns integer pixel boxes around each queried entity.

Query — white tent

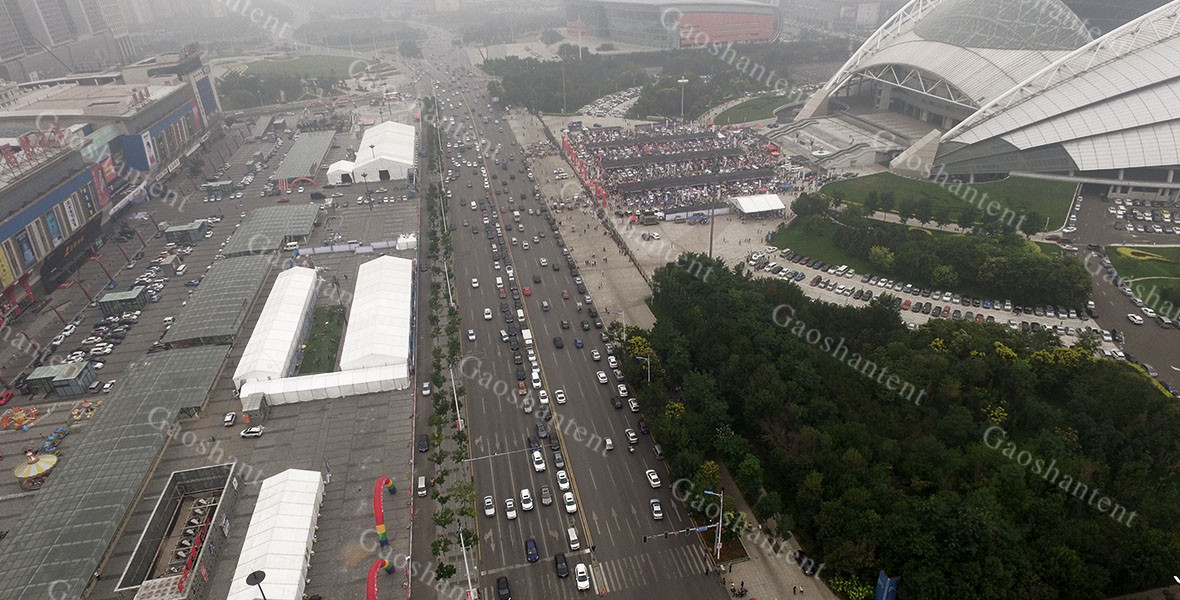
[351,121,416,182]
[731,193,786,215]
[233,267,318,388]
[239,364,410,411]
[227,469,323,600]
[339,255,413,371]
[326,160,355,185]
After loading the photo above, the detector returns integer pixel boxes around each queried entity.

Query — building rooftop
[100,286,146,302]
[272,131,335,182]
[0,346,230,600]
[222,204,319,257]
[161,256,273,344]
[0,83,185,120]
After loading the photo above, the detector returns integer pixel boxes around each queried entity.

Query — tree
[1020,211,1044,238]
[932,206,951,228]
[540,29,563,45]
[931,264,959,288]
[863,191,881,215]
[915,197,934,225]
[695,460,721,492]
[791,193,827,217]
[435,563,457,580]
[896,198,917,224]
[957,206,981,231]
[869,245,895,272]
[734,453,764,497]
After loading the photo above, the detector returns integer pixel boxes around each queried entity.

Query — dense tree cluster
[484,47,650,113]
[217,71,343,111]
[622,253,1180,599]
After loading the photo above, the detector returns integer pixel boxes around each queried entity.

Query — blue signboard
[15,231,35,267]
[45,212,61,246]
[875,572,900,600]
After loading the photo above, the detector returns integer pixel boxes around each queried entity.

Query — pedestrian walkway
[716,463,841,600]
[597,544,712,594]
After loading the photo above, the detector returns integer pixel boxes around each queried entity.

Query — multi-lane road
[410,41,725,600]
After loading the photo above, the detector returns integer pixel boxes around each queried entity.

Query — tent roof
[732,193,785,213]
[233,267,318,385]
[227,469,323,600]
[327,160,355,175]
[352,120,416,175]
[239,364,410,411]
[339,256,414,371]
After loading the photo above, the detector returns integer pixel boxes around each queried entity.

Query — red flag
[18,135,33,158]
[1,144,16,167]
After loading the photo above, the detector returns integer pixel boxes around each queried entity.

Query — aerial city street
[0,1,1177,600]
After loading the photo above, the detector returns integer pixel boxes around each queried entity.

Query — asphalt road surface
[410,39,725,600]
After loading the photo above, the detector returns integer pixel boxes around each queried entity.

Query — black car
[549,436,560,451]
[611,396,623,409]
[587,307,598,318]
[533,274,541,283]
[526,538,539,563]
[560,320,571,330]
[554,450,565,468]
[496,576,511,600]
[581,320,591,331]
[552,262,560,271]
[555,553,569,578]
[513,353,523,365]
[417,434,430,453]
[537,422,548,439]
[516,366,526,380]
[594,319,604,329]
[792,550,818,576]
[509,339,520,351]
[528,435,540,450]
[554,337,564,348]
[637,418,649,434]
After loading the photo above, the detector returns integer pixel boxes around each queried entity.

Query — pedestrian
[793,586,798,595]
[740,581,744,589]
[799,586,804,594]
[730,583,736,594]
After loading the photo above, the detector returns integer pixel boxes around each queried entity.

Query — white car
[102,380,117,393]
[520,488,534,511]
[532,450,546,472]
[554,389,566,404]
[650,499,664,520]
[1142,306,1157,318]
[467,329,476,341]
[617,384,629,397]
[596,371,608,384]
[61,324,76,337]
[563,491,577,514]
[556,470,570,491]
[422,382,431,396]
[505,498,517,520]
[645,469,661,488]
[1127,313,1144,325]
[591,349,601,361]
[575,564,590,590]
[538,390,549,404]
[483,496,496,517]
[506,266,514,278]
[607,356,619,369]
[484,308,493,320]
[471,278,479,288]
[240,426,264,438]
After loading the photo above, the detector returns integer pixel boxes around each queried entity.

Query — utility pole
[562,60,567,115]
[678,77,689,119]
[704,489,723,560]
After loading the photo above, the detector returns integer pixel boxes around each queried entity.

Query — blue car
[794,272,806,282]
[525,538,539,563]
[574,337,583,348]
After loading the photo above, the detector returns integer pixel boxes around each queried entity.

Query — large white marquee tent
[350,121,417,182]
[233,267,318,388]
[339,255,414,371]
[227,469,323,600]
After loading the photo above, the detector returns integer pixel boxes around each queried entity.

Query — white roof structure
[239,364,410,411]
[326,159,355,184]
[935,0,1180,175]
[339,256,414,371]
[227,469,323,600]
[233,267,318,388]
[351,121,416,182]
[796,0,1092,119]
[731,194,785,214]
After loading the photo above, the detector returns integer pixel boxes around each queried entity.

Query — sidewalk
[717,463,840,600]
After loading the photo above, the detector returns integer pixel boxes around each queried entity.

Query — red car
[561,290,569,299]
[523,287,531,296]
[0,391,12,406]
[499,289,507,298]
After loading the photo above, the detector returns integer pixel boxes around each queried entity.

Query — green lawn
[821,173,1076,230]
[713,95,802,125]
[1105,246,1180,280]
[244,55,369,80]
[299,305,347,375]
[770,219,875,275]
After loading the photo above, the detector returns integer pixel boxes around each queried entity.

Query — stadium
[784,0,1180,200]
[564,0,779,49]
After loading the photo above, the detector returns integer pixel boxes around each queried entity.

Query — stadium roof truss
[853,63,976,107]
[943,0,1180,143]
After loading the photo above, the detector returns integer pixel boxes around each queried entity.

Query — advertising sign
[82,124,118,165]
[0,245,16,288]
[45,212,61,246]
[15,231,35,268]
[875,572,900,600]
[63,197,79,229]
[101,156,117,182]
[39,217,101,291]
[141,131,158,168]
[90,164,111,209]
[78,183,95,216]
[190,100,203,132]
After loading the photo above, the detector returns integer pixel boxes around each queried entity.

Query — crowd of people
[565,122,787,212]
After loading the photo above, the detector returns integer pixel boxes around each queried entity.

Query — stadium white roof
[227,469,323,600]
[731,193,785,214]
[935,0,1180,174]
[232,267,319,387]
[339,256,414,371]
[797,0,1092,118]
[352,121,416,182]
[239,364,410,411]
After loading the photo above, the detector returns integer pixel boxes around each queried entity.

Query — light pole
[636,355,651,383]
[703,489,723,561]
[369,143,376,160]
[361,172,370,199]
[255,90,264,108]
[678,78,690,120]
[245,570,268,600]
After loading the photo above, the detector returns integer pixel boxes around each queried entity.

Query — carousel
[14,449,57,490]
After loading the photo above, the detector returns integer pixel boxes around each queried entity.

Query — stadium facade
[565,0,779,49]
[790,0,1180,199]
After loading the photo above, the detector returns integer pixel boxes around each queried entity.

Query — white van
[174,264,187,276]
[283,241,299,251]
[517,308,526,322]
[566,527,581,551]
[495,277,503,288]
[416,476,427,497]
[470,201,477,210]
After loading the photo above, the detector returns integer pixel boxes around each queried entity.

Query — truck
[512,210,521,223]
[521,329,534,348]
[640,212,660,225]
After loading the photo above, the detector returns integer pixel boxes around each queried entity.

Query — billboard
[82,124,118,166]
[101,156,117,182]
[62,197,79,230]
[45,212,62,246]
[875,572,900,600]
[0,245,15,288]
[15,231,35,268]
[90,164,111,209]
[141,131,158,168]
[40,217,101,292]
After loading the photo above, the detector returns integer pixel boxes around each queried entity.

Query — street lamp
[256,90,264,108]
[703,489,724,560]
[361,172,369,199]
[369,143,376,160]
[678,78,690,120]
[636,355,651,383]
[245,570,268,600]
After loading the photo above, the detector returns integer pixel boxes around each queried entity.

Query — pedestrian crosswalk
[596,544,712,593]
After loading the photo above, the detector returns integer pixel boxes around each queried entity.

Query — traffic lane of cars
[1086,264,1180,387]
